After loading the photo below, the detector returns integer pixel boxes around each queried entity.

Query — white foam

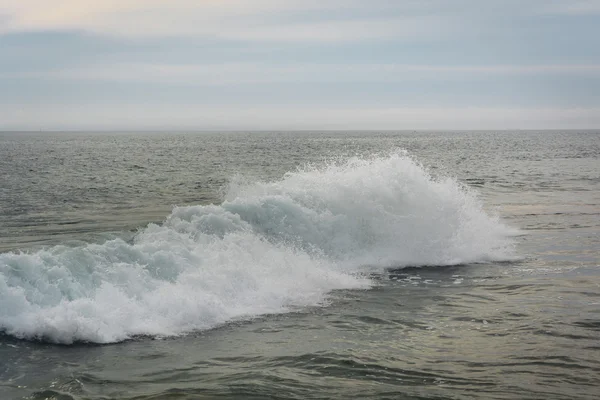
[0,151,515,343]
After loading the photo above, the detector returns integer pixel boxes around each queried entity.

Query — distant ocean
[0,131,598,399]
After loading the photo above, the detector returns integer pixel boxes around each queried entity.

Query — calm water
[0,131,599,399]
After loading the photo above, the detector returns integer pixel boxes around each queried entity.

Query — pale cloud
[2,103,599,130]
[7,63,600,85]
[0,0,448,42]
[216,17,447,43]
[2,0,598,41]
[1,1,598,130]
[542,0,600,15]
[87,16,448,42]
[0,0,315,30]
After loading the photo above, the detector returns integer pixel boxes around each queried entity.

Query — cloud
[542,0,600,15]
[215,17,448,43]
[2,103,599,130]
[1,1,598,131]
[2,0,598,42]
[0,0,453,42]
[6,62,600,85]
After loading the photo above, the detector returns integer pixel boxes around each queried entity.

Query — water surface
[1,131,598,399]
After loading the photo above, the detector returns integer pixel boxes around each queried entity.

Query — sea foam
[0,152,515,343]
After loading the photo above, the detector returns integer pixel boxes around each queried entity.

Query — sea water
[0,131,598,399]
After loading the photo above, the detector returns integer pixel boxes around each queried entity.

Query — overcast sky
[1,0,599,130]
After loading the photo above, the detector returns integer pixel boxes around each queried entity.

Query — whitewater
[0,151,515,344]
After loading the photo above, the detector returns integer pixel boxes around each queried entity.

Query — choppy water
[0,131,598,399]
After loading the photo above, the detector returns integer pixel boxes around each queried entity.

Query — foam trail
[0,151,515,344]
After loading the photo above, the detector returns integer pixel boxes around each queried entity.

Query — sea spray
[0,151,515,344]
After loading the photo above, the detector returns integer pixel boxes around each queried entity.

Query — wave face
[0,152,515,344]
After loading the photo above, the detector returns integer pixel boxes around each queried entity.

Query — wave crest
[0,151,515,343]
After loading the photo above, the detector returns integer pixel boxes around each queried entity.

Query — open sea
[0,130,598,399]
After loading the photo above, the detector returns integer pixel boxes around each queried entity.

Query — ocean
[0,130,598,399]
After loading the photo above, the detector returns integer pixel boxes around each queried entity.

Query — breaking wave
[0,151,515,343]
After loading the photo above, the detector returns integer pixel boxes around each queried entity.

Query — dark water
[0,131,599,399]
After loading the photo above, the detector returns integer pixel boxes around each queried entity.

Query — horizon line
[2,128,600,133]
